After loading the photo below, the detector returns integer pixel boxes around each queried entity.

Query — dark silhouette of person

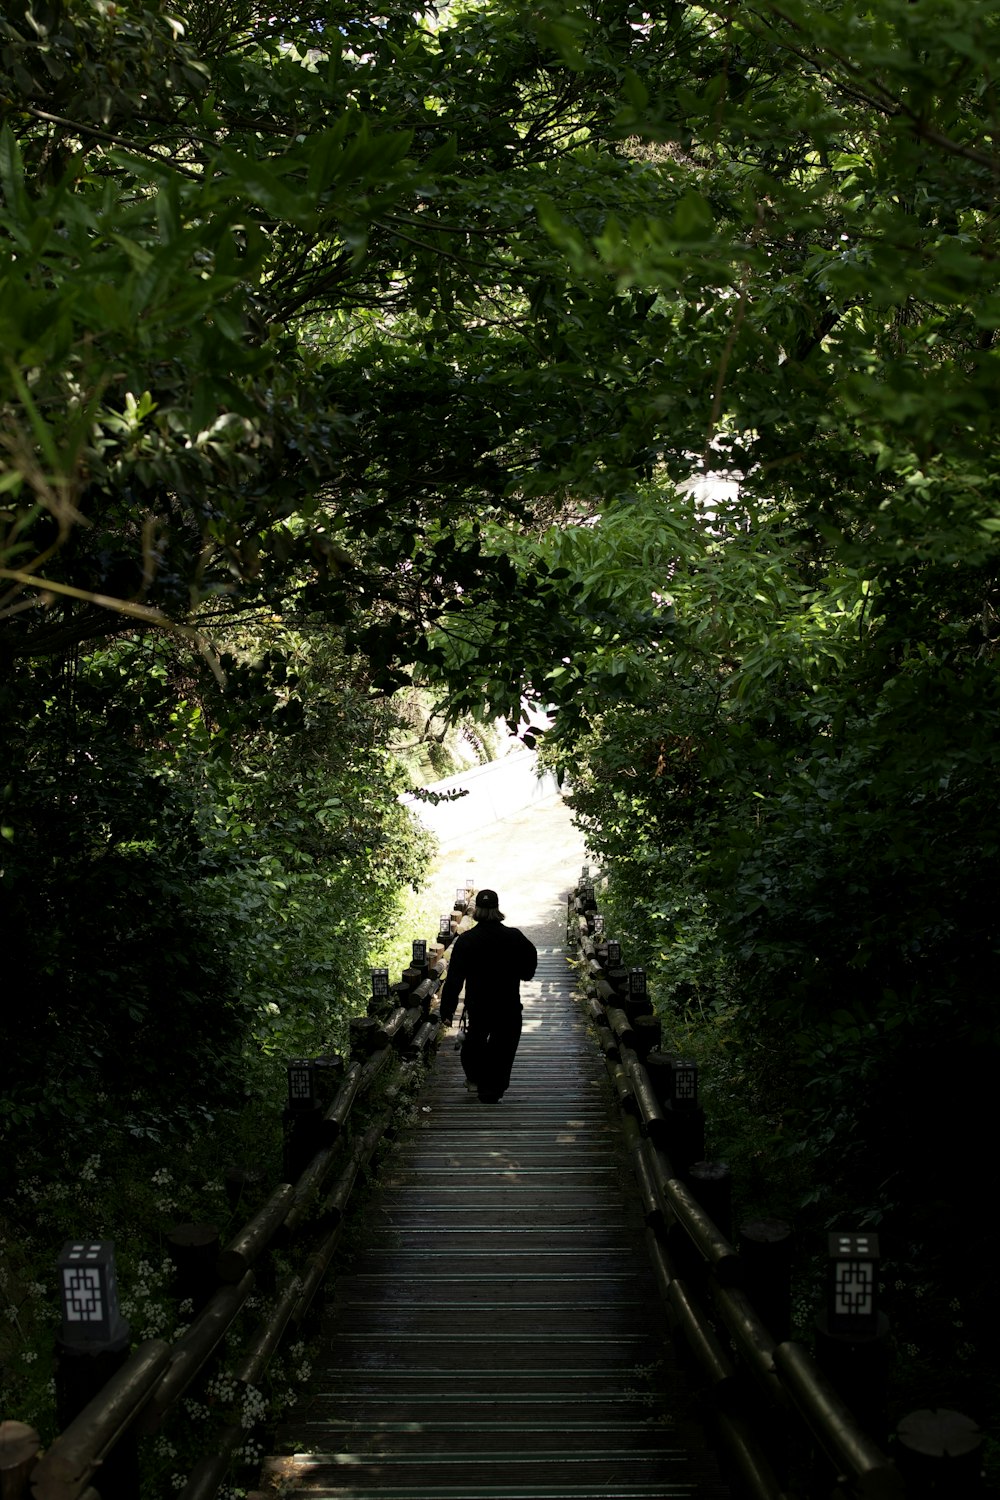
[439,889,537,1103]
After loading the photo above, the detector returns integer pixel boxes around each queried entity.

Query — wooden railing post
[894,1409,984,1496]
[688,1160,733,1243]
[34,1341,171,1500]
[738,1218,793,1343]
[0,1421,39,1500]
[166,1223,222,1314]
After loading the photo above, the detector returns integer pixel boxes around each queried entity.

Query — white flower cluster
[281,1335,314,1388]
[80,1156,102,1185]
[207,1371,238,1406]
[121,1257,174,1339]
[241,1383,268,1430]
[140,1308,168,1340]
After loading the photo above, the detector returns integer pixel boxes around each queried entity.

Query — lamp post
[625,967,653,1020]
[662,1060,705,1175]
[55,1240,138,1497]
[57,1241,128,1354]
[815,1231,891,1437]
[286,1059,317,1112]
[826,1233,880,1339]
[283,1059,329,1179]
[670,1059,699,1111]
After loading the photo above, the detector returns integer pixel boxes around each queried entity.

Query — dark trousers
[459,1002,523,1099]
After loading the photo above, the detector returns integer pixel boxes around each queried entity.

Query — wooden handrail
[137,1274,256,1437]
[573,880,909,1500]
[15,932,453,1500]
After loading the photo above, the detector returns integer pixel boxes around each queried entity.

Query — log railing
[6,901,470,1500]
[569,876,985,1500]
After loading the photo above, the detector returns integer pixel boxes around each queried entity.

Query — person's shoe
[477,1091,501,1104]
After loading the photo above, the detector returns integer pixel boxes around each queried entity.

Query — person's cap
[475,889,499,910]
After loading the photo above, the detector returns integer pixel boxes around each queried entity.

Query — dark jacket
[440,921,537,1024]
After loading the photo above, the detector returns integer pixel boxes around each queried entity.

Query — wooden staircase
[261,947,729,1499]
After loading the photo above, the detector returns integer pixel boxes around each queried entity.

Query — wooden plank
[266,1450,697,1495]
[282,1420,677,1447]
[335,1278,647,1296]
[279,1430,683,1457]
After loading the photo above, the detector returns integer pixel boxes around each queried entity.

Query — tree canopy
[2,3,999,1420]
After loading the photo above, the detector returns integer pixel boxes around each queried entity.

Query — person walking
[439,889,537,1104]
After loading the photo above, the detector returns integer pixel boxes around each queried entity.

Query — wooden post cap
[167,1222,220,1250]
[896,1408,982,1460]
[0,1420,40,1476]
[740,1217,792,1246]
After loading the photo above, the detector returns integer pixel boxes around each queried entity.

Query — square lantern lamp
[581,865,590,881]
[628,967,647,997]
[286,1058,317,1112]
[670,1058,699,1111]
[827,1233,880,1337]
[593,914,605,936]
[606,940,622,966]
[438,913,452,943]
[58,1241,128,1349]
[412,940,427,967]
[371,967,390,1002]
